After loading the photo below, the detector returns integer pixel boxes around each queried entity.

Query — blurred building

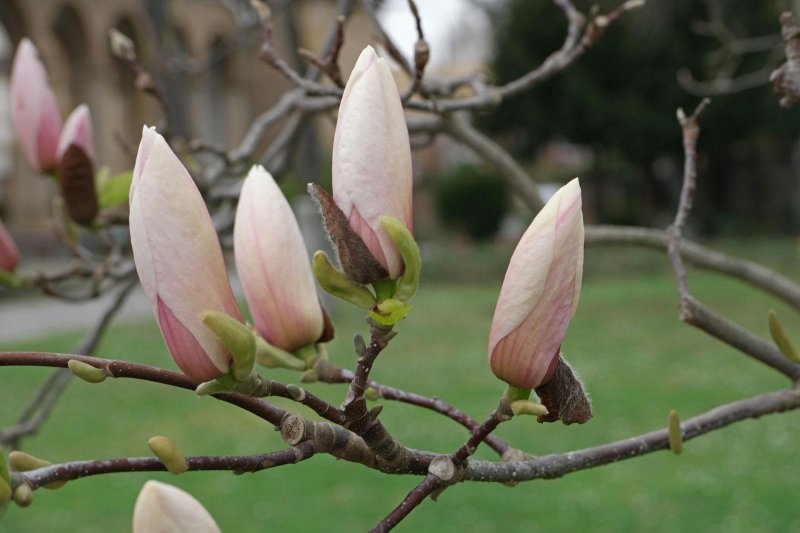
[0,0,374,245]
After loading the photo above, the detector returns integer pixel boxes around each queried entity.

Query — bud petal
[332,46,413,279]
[132,480,220,533]
[10,39,62,172]
[488,178,584,389]
[57,104,95,162]
[130,127,242,381]
[234,165,324,351]
[0,218,20,273]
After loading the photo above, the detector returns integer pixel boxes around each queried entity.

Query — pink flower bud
[234,165,324,351]
[130,127,242,382]
[10,38,62,173]
[332,46,413,279]
[488,178,584,390]
[56,104,95,162]
[133,480,220,533]
[0,218,20,273]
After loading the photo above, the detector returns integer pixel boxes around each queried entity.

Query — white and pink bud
[234,165,324,351]
[10,38,62,173]
[129,127,243,382]
[332,46,413,280]
[0,218,20,273]
[488,178,584,390]
[132,480,220,533]
[56,104,95,162]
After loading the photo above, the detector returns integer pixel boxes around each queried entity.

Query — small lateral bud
[353,333,367,356]
[285,384,305,401]
[67,359,107,383]
[13,484,32,507]
[364,386,381,401]
[370,298,412,327]
[148,436,189,474]
[9,451,50,472]
[768,310,800,362]
[9,452,65,489]
[109,29,136,61]
[369,404,384,419]
[668,409,683,455]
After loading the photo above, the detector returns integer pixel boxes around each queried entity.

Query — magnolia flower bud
[331,45,413,280]
[234,166,324,351]
[0,218,20,273]
[488,178,583,390]
[133,480,220,533]
[10,38,62,173]
[130,127,242,382]
[57,104,95,162]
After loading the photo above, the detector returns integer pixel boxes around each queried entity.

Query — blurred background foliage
[482,0,800,234]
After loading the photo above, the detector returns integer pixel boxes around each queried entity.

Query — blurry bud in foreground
[234,166,325,351]
[133,480,220,533]
[488,179,591,424]
[327,45,413,282]
[57,104,95,162]
[129,126,243,382]
[10,38,62,173]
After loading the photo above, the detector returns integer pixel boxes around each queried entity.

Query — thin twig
[21,442,316,490]
[316,360,509,456]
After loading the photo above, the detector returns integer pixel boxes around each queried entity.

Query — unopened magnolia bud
[148,436,189,474]
[668,409,683,455]
[67,359,107,383]
[133,480,220,533]
[489,179,583,392]
[109,29,137,61]
[332,46,413,280]
[10,39,62,173]
[130,127,244,382]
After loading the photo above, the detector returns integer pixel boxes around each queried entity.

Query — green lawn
[2,243,800,532]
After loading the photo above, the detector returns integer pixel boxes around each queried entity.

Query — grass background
[1,240,800,532]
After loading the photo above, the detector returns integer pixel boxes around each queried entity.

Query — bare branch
[21,442,316,490]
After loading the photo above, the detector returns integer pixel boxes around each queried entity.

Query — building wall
[0,0,370,242]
